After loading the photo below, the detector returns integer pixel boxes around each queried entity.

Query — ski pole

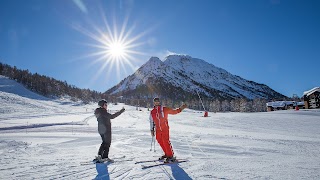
[153,136,156,152]
[150,136,154,151]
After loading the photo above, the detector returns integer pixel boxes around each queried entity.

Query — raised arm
[110,108,125,119]
[165,104,187,115]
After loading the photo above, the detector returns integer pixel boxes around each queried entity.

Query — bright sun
[73,15,149,81]
[108,41,126,58]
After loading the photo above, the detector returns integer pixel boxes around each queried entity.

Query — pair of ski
[80,155,128,165]
[135,158,188,169]
[81,156,187,169]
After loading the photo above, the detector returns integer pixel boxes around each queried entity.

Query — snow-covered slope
[0,75,48,100]
[0,75,87,120]
[1,77,320,179]
[107,55,285,100]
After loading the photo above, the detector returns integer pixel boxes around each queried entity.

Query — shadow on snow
[0,122,84,131]
[94,163,110,180]
[93,162,192,180]
[171,164,192,180]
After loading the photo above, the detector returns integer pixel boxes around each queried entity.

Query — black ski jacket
[94,107,125,135]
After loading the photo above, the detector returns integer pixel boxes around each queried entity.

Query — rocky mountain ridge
[106,55,286,101]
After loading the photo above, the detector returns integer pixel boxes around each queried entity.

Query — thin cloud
[72,0,88,14]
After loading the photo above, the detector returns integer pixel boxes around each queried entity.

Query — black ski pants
[98,133,111,158]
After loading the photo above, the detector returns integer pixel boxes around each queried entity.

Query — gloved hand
[180,104,187,111]
[151,130,155,136]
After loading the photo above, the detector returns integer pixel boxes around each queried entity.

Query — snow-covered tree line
[119,97,268,112]
[0,62,105,103]
[178,98,267,112]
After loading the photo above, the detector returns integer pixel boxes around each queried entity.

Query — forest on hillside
[0,62,106,103]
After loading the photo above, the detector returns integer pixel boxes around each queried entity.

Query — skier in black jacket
[94,99,125,162]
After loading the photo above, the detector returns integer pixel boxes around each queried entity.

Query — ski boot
[159,155,167,160]
[93,155,103,163]
[164,156,177,163]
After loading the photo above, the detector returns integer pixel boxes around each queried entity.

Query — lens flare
[72,13,150,85]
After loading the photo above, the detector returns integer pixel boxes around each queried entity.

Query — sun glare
[108,41,126,58]
[73,13,150,82]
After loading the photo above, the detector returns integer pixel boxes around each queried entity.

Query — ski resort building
[266,101,304,111]
[303,87,320,109]
[266,101,294,111]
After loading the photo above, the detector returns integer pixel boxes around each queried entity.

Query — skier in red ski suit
[149,97,187,162]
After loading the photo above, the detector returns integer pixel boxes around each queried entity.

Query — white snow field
[1,76,320,180]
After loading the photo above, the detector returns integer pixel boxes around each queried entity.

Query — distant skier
[149,97,187,163]
[94,99,125,163]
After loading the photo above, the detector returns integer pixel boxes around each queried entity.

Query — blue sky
[0,0,319,97]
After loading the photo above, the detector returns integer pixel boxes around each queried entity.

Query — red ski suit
[150,105,182,157]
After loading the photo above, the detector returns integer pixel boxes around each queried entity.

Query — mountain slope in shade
[106,55,286,100]
[0,75,85,119]
[0,75,49,100]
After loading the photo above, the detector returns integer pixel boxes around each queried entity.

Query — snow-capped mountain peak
[140,57,163,70]
[134,57,164,77]
[107,55,286,100]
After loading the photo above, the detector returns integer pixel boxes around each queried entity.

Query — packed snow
[1,76,320,179]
